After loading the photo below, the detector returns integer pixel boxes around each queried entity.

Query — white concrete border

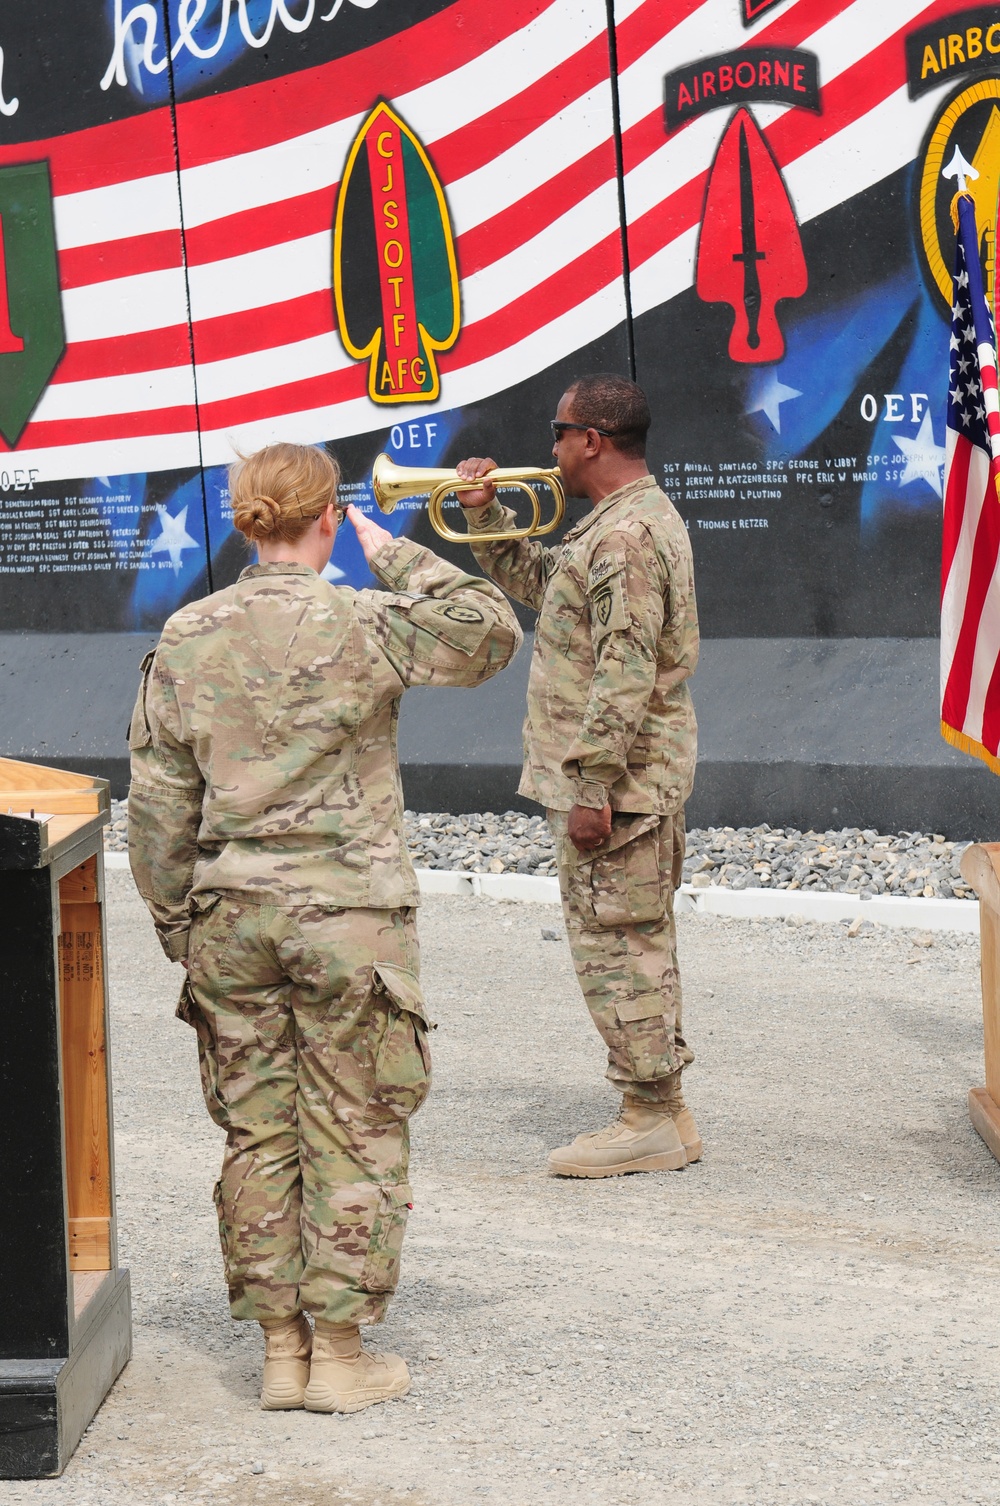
[677,883,979,933]
[415,867,559,903]
[102,852,980,934]
[416,869,981,933]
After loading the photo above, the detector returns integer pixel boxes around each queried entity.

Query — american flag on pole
[940,191,1000,775]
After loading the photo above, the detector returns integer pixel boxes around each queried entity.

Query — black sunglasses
[549,420,616,440]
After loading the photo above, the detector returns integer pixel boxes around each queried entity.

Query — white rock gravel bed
[105,801,977,899]
[6,875,998,1506]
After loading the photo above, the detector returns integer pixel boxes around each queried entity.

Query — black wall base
[3,632,999,837]
[0,1271,131,1479]
[395,635,1000,837]
[686,760,1000,837]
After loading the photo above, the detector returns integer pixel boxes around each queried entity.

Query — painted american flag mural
[0,0,998,638]
[0,2,629,477]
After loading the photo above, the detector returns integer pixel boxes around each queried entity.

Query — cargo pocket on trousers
[586,815,664,928]
[176,977,230,1130]
[364,963,433,1125]
[360,1183,413,1294]
[614,994,676,1080]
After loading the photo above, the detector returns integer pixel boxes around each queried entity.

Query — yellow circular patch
[919,77,1000,317]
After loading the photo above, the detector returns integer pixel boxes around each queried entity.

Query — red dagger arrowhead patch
[696,107,807,364]
[333,100,460,405]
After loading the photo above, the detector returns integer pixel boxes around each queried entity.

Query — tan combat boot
[547,1098,687,1177]
[303,1321,410,1414]
[259,1313,312,1410]
[664,1073,703,1163]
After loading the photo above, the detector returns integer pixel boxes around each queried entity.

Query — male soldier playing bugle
[454,373,702,1178]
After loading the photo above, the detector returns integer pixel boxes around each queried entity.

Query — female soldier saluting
[127,442,521,1415]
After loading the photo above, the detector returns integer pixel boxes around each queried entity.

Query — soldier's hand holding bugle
[453,456,498,510]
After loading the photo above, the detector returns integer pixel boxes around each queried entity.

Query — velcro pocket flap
[372,962,434,1027]
[603,810,659,854]
[175,976,196,1025]
[383,1181,414,1210]
[408,599,493,656]
[127,648,156,749]
[615,995,666,1024]
[572,811,659,865]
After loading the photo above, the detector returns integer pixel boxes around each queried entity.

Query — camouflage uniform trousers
[181,899,431,1326]
[547,810,694,1105]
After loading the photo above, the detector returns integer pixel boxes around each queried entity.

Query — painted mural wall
[0,1,995,640]
[625,0,998,638]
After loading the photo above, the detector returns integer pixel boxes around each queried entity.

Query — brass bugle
[371,454,565,544]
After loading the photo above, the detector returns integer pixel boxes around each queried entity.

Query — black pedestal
[0,1271,131,1477]
[0,759,131,1477]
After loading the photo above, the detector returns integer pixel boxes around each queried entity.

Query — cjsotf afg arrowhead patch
[333,100,460,405]
[0,161,65,448]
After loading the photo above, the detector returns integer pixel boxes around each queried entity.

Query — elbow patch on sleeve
[587,553,629,641]
[408,599,494,656]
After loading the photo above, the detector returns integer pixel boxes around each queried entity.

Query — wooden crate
[959,843,1000,1164]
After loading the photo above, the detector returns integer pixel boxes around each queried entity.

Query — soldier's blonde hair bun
[229,442,342,545]
[240,494,282,537]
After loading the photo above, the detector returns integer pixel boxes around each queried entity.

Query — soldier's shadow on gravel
[887,1001,982,1057]
[418,1084,617,1170]
[508,1090,612,1142]
[902,1122,999,1185]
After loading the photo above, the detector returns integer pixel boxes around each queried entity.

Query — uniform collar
[238,561,318,580]
[562,473,658,542]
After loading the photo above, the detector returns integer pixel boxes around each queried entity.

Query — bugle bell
[371,454,565,544]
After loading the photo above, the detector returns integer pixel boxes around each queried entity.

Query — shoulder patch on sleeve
[439,603,485,624]
[409,598,493,655]
[590,572,629,638]
[587,551,629,638]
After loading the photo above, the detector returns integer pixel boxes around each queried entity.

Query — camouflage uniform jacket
[128,538,522,961]
[467,474,698,814]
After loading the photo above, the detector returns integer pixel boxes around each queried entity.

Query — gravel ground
[104,802,977,900]
[5,872,1000,1506]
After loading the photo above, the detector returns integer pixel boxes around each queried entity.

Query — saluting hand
[454,456,498,510]
[348,503,393,564]
[568,802,612,853]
